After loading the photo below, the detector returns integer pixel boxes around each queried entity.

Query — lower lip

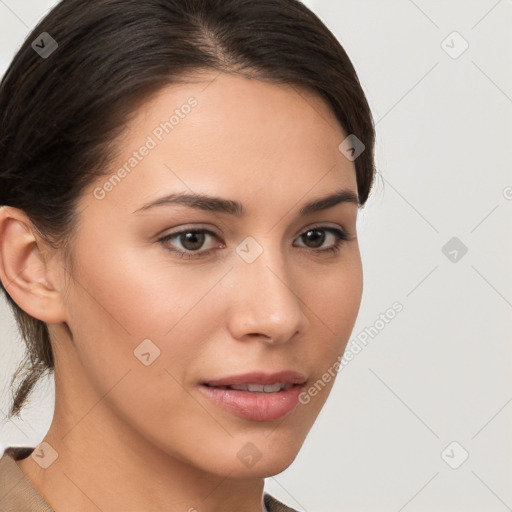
[199,384,304,421]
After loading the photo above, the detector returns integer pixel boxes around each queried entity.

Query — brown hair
[0,0,375,418]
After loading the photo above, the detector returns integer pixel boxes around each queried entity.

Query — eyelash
[157,225,350,260]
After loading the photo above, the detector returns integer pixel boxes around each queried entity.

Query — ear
[0,206,67,324]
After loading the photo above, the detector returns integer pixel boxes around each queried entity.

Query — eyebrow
[132,188,359,216]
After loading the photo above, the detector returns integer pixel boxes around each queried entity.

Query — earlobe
[0,206,67,324]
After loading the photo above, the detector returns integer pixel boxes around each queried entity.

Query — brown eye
[178,231,206,251]
[158,229,221,258]
[301,229,326,248]
[295,227,348,253]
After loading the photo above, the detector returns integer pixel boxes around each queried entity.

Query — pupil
[305,229,325,248]
[182,231,205,250]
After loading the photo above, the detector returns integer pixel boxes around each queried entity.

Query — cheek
[306,253,363,339]
[64,236,228,388]
[61,245,220,451]
[297,254,363,399]
[69,231,216,336]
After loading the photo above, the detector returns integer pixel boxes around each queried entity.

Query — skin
[0,71,363,512]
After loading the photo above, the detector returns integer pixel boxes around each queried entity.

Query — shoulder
[0,446,54,512]
[264,492,300,512]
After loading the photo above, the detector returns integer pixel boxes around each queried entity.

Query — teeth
[227,382,290,393]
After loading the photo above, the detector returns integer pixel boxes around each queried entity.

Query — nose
[226,242,309,345]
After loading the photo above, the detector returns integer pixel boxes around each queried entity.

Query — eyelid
[298,221,347,234]
[156,223,220,237]
[296,222,354,242]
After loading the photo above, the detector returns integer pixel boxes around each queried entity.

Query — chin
[209,433,306,479]
[222,449,300,480]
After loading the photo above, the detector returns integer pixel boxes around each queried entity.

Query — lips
[202,370,307,388]
[199,370,307,421]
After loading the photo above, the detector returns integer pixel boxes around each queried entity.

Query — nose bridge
[227,235,308,342]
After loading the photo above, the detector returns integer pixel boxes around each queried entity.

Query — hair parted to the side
[0,0,375,418]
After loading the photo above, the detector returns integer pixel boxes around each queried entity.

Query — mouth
[199,371,307,422]
[203,382,293,392]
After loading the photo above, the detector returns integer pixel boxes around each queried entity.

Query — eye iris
[181,231,205,251]
[303,229,325,248]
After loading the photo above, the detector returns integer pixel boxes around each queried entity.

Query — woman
[0,0,375,510]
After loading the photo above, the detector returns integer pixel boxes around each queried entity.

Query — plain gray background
[1,1,511,511]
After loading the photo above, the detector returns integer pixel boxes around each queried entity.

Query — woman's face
[54,71,363,477]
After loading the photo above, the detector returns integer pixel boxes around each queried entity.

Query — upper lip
[203,370,307,387]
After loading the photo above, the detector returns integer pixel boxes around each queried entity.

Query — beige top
[0,446,298,512]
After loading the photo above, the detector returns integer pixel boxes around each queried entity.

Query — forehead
[84,71,357,214]
[130,70,349,161]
